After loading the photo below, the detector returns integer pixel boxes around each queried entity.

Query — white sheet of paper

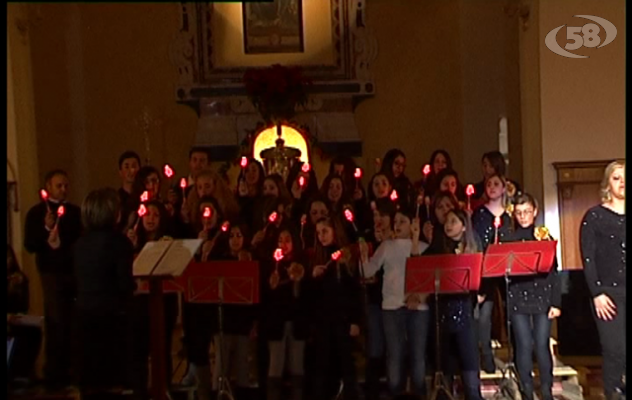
[152,239,202,277]
[133,240,172,277]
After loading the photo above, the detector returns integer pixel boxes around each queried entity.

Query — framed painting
[242,0,304,54]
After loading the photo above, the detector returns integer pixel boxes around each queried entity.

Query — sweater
[580,205,626,298]
[363,238,429,310]
[506,225,562,314]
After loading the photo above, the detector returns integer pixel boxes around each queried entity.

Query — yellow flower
[534,226,550,241]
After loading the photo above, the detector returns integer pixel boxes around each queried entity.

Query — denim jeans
[511,313,553,399]
[366,303,385,358]
[382,308,429,396]
[476,299,494,358]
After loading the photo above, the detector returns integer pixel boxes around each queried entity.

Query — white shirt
[362,238,430,311]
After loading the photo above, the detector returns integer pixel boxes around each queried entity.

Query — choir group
[10,146,626,400]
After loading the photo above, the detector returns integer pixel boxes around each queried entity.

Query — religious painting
[242,0,304,54]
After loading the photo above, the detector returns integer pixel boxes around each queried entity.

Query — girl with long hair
[380,149,415,211]
[471,173,513,373]
[423,209,484,400]
[263,226,310,400]
[309,216,363,400]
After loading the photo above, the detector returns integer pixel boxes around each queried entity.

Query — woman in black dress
[580,160,626,400]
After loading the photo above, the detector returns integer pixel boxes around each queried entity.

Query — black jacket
[505,226,562,314]
[471,205,513,297]
[309,246,363,329]
[73,229,136,313]
[24,201,82,275]
[261,255,310,340]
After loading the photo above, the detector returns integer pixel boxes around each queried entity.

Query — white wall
[538,0,625,266]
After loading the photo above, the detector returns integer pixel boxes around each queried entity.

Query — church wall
[538,0,625,267]
[28,2,479,201]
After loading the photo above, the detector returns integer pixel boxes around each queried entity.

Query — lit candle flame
[240,157,248,168]
[390,190,398,201]
[180,178,187,189]
[354,168,362,179]
[268,211,278,223]
[298,176,305,187]
[57,205,65,217]
[221,221,230,232]
[301,163,311,173]
[140,191,149,202]
[203,207,212,218]
[273,248,284,262]
[466,184,475,196]
[423,164,431,175]
[331,250,342,261]
[494,216,501,228]
[137,204,147,217]
[300,214,307,225]
[344,209,354,222]
[40,189,49,201]
[163,164,174,178]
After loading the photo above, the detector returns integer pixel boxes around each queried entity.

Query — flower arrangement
[244,64,311,124]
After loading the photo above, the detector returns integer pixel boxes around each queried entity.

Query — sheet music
[152,239,202,277]
[133,240,172,277]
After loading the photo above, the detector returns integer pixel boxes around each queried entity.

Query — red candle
[163,164,174,179]
[40,189,51,212]
[344,209,358,232]
[301,163,311,173]
[466,184,475,210]
[493,216,501,244]
[298,176,305,188]
[140,190,149,203]
[54,205,65,230]
[273,248,284,273]
[221,221,230,232]
[180,177,187,200]
[422,164,431,181]
[134,204,147,230]
[354,168,362,189]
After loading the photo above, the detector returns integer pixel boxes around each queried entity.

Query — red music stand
[482,240,558,399]
[406,253,483,400]
[176,261,260,400]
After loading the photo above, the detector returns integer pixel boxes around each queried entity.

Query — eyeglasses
[514,210,534,217]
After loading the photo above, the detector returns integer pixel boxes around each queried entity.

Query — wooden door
[554,160,613,270]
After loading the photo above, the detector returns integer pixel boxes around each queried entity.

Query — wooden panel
[558,182,601,270]
[554,161,612,270]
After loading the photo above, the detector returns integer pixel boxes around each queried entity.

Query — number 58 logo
[545,15,617,59]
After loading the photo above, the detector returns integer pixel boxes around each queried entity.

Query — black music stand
[406,253,483,400]
[482,240,557,400]
[181,261,260,400]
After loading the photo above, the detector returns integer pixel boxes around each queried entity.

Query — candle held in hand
[163,164,174,178]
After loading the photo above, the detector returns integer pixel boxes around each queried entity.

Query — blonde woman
[580,160,625,400]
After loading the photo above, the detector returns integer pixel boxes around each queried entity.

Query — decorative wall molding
[171,1,377,160]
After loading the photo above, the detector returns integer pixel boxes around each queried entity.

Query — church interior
[7,1,625,400]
